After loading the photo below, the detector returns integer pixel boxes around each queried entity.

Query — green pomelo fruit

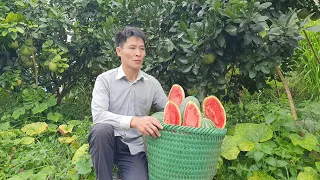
[20,57,33,68]
[17,80,23,86]
[202,96,226,129]
[10,41,19,49]
[151,112,164,123]
[49,61,58,72]
[202,53,216,64]
[179,96,200,120]
[164,101,181,126]
[183,101,201,128]
[168,84,185,107]
[20,46,33,57]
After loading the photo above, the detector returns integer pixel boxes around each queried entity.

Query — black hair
[115,26,147,47]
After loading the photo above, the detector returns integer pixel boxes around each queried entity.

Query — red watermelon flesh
[168,84,185,106]
[202,96,226,129]
[183,101,201,128]
[164,101,182,125]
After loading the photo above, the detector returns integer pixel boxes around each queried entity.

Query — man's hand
[130,116,163,138]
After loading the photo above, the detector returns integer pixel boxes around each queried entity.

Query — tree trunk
[275,66,297,120]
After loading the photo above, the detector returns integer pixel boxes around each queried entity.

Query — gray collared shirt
[91,65,168,155]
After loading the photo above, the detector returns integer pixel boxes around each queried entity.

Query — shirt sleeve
[91,75,132,130]
[152,79,168,111]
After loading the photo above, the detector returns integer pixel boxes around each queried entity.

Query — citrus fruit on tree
[10,41,19,49]
[17,80,22,86]
[20,57,33,68]
[48,61,58,72]
[20,46,33,57]
[202,53,216,64]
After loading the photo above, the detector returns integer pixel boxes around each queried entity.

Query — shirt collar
[116,65,148,81]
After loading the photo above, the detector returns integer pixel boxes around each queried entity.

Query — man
[88,26,168,180]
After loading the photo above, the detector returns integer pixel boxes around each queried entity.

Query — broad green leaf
[47,112,63,122]
[257,2,272,10]
[42,40,53,48]
[58,124,74,135]
[238,141,257,151]
[297,167,320,180]
[289,133,319,151]
[67,120,82,126]
[0,130,19,139]
[72,144,89,164]
[225,25,237,36]
[0,122,11,131]
[76,156,93,175]
[276,160,288,167]
[32,103,48,114]
[217,33,225,47]
[48,124,58,132]
[248,171,275,180]
[21,122,48,136]
[265,114,276,124]
[234,123,273,143]
[12,107,26,120]
[58,135,78,144]
[249,69,257,79]
[21,137,35,145]
[46,96,57,107]
[265,157,277,166]
[253,151,264,162]
[7,170,33,180]
[2,29,8,36]
[220,135,240,160]
[10,32,18,40]
[16,27,24,34]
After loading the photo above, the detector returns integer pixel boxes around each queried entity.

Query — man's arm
[91,75,132,130]
[152,79,168,111]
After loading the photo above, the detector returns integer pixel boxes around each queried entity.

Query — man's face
[116,36,146,71]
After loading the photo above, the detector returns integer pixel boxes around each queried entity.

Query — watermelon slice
[168,84,185,106]
[164,101,182,125]
[183,101,201,128]
[202,96,226,129]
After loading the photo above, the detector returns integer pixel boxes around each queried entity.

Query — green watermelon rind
[179,96,200,120]
[202,96,226,129]
[164,101,182,126]
[183,101,202,128]
[168,84,185,107]
[151,112,164,123]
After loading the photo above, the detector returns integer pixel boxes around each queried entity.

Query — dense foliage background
[1,0,320,179]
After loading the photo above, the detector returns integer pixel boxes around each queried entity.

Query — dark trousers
[88,123,148,180]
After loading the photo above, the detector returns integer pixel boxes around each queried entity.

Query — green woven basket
[146,124,227,180]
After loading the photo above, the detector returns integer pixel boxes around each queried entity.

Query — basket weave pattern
[146,124,227,180]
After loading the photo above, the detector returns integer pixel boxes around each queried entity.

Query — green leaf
[289,133,319,151]
[72,144,89,164]
[225,25,237,36]
[248,171,275,180]
[42,40,53,48]
[58,124,74,135]
[249,69,257,79]
[265,157,277,166]
[265,114,276,124]
[12,107,26,120]
[306,25,320,32]
[257,2,272,10]
[14,1,25,7]
[2,29,8,36]
[47,112,63,122]
[221,135,240,160]
[253,151,264,162]
[48,124,58,132]
[16,27,24,34]
[217,33,225,47]
[21,122,48,136]
[10,32,18,40]
[76,156,93,175]
[297,167,320,180]
[276,160,288,167]
[20,136,35,145]
[32,103,48,114]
